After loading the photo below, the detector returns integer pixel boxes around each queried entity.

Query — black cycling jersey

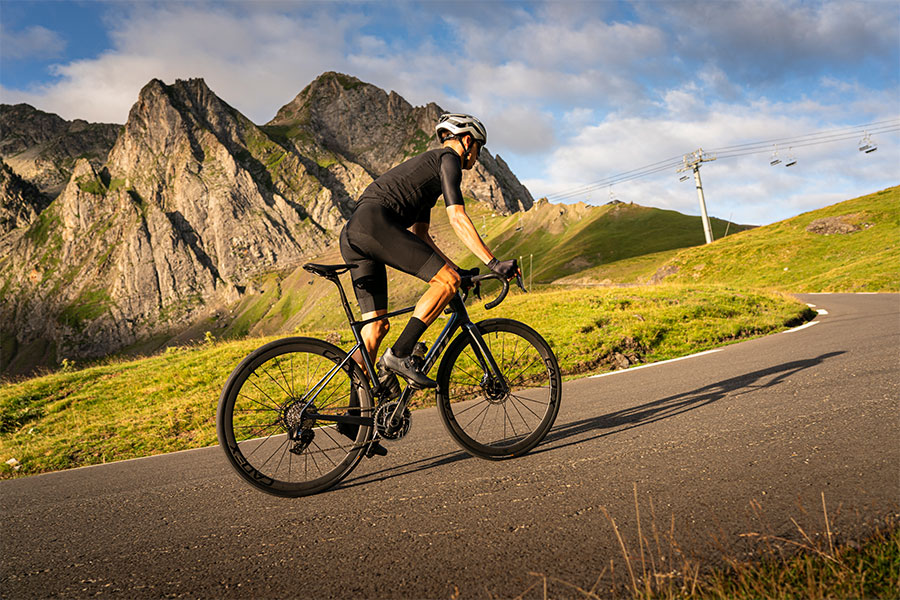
[357,147,465,228]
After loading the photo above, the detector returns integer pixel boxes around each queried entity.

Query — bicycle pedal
[366,440,388,458]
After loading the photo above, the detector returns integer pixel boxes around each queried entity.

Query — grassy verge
[512,490,898,600]
[0,284,813,478]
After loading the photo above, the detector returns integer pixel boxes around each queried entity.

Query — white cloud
[2,5,362,123]
[0,24,66,60]
[1,0,896,226]
[656,0,900,83]
[521,84,900,225]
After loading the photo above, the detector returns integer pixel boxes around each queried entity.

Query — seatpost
[330,275,357,323]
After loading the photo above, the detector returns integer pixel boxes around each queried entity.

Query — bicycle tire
[216,337,373,497]
[436,318,562,460]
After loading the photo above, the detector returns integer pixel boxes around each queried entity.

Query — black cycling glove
[454,266,480,278]
[488,258,518,279]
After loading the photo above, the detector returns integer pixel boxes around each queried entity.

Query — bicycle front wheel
[217,337,373,497]
[436,318,562,460]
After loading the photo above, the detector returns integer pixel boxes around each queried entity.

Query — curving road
[1,294,898,598]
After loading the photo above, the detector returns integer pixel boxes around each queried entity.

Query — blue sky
[1,0,898,225]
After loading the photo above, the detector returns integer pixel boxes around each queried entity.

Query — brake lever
[473,280,482,300]
[515,272,528,293]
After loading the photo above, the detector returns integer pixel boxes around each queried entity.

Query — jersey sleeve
[439,151,466,208]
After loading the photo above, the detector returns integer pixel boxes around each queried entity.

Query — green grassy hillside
[204,200,749,340]
[652,187,899,292]
[0,284,812,477]
[455,199,750,283]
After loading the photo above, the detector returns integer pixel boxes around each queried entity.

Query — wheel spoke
[508,393,545,419]
[219,340,371,496]
[438,323,560,457]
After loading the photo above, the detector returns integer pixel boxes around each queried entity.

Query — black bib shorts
[339,201,445,313]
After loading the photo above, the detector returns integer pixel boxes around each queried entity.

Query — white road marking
[782,320,821,333]
[589,348,723,378]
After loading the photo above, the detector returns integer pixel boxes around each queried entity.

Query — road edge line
[589,348,724,378]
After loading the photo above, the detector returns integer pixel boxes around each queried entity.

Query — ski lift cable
[547,125,898,201]
[546,162,683,201]
[544,155,685,199]
[543,119,899,202]
[714,125,900,160]
[708,126,898,160]
[709,118,900,152]
[546,161,683,201]
[713,124,900,158]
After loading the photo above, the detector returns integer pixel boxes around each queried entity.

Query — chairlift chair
[770,145,781,166]
[785,147,797,167]
[858,133,877,153]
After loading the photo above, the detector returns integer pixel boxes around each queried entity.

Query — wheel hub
[481,375,509,404]
[283,401,318,452]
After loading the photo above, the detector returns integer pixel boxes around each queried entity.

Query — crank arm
[314,414,375,427]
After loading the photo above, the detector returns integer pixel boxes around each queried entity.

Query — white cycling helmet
[436,113,487,145]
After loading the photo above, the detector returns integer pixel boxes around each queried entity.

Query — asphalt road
[2,293,898,599]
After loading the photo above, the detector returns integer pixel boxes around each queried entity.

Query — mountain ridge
[0,103,120,198]
[0,73,534,376]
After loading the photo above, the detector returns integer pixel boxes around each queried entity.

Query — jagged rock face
[0,104,120,198]
[268,72,533,213]
[105,78,336,285]
[2,160,157,361]
[1,79,339,369]
[0,159,50,237]
[1,73,535,374]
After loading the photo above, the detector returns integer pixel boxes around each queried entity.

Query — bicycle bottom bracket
[375,401,411,440]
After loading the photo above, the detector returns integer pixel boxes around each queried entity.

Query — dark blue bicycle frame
[304,271,506,432]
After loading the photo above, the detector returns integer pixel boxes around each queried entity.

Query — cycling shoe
[380,348,437,389]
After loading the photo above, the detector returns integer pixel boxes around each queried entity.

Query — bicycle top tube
[303,262,525,326]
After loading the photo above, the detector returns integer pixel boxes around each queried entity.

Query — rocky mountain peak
[0,104,119,198]
[268,71,533,213]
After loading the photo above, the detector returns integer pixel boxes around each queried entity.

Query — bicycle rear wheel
[217,337,373,497]
[436,318,562,459]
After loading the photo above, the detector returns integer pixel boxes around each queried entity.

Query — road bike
[216,262,562,497]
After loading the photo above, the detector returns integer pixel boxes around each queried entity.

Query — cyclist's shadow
[341,351,844,488]
[536,351,845,455]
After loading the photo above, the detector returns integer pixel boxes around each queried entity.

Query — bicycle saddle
[303,263,358,277]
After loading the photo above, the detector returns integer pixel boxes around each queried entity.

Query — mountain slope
[0,74,534,376]
[266,72,533,214]
[192,199,753,340]
[452,199,753,283]
[651,186,899,291]
[0,104,120,198]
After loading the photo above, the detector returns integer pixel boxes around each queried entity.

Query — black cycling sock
[392,317,427,358]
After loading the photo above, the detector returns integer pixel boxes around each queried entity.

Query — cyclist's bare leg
[413,264,461,326]
[381,264,461,387]
[351,309,389,376]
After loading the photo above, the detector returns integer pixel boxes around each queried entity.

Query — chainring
[374,401,411,440]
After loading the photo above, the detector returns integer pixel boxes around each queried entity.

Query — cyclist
[339,113,519,395]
